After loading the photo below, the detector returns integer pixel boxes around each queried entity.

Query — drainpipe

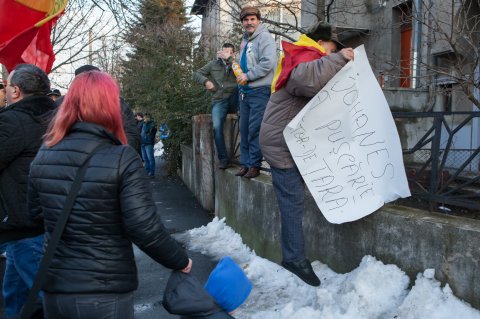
[411,0,423,88]
[426,0,436,111]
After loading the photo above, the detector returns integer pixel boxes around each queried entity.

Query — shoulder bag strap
[21,143,110,319]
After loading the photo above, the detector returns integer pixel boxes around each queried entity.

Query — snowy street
[176,218,480,319]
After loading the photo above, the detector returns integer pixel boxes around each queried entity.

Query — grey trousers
[43,291,134,319]
[270,165,306,263]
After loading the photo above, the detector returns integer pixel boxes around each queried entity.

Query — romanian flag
[0,0,68,74]
[271,34,327,93]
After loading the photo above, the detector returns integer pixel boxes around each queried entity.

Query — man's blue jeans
[239,86,271,168]
[270,165,306,263]
[141,144,155,176]
[44,291,134,319]
[212,90,238,163]
[3,235,44,317]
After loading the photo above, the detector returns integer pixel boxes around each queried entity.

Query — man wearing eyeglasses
[0,64,57,317]
[0,82,6,108]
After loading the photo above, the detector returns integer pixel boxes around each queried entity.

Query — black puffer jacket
[0,95,56,243]
[28,122,189,294]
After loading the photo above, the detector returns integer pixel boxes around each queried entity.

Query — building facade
[191,0,302,55]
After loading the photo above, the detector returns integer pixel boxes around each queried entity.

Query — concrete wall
[181,114,480,308]
[383,88,429,111]
[192,114,215,212]
[182,114,239,212]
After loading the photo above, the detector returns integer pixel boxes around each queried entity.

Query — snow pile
[154,141,163,157]
[395,270,480,319]
[176,217,480,319]
[175,217,252,264]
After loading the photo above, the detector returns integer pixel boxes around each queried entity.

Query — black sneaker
[282,259,321,287]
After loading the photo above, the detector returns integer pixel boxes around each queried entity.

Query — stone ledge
[213,166,480,309]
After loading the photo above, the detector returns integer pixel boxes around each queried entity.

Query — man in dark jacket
[141,113,157,177]
[259,21,354,287]
[193,43,239,170]
[0,64,57,317]
[55,65,141,152]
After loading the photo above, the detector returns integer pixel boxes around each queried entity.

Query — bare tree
[368,0,480,111]
[189,0,366,56]
[49,0,129,89]
[418,0,480,110]
[96,34,125,80]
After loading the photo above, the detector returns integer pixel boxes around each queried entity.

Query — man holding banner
[259,21,354,287]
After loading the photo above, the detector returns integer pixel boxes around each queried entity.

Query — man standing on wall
[193,43,239,170]
[235,6,277,179]
[260,21,354,286]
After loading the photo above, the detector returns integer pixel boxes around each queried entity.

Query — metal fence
[228,111,480,212]
[393,111,480,211]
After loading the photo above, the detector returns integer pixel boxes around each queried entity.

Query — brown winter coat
[259,52,349,169]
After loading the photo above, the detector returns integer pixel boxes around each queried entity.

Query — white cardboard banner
[283,45,411,224]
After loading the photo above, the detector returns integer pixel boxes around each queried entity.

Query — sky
[48,0,202,92]
[185,0,202,31]
[174,217,480,318]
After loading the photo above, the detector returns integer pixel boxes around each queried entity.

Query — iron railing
[393,111,480,211]
[228,111,480,212]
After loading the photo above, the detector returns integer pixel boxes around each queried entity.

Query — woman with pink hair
[28,71,192,319]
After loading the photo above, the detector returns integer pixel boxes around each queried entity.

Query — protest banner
[284,45,411,224]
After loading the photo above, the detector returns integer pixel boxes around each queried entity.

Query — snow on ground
[154,141,164,157]
[174,217,480,319]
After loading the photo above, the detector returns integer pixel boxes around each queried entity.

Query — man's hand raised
[340,48,354,61]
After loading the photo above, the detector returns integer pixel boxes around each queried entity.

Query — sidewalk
[133,158,217,319]
[0,158,216,319]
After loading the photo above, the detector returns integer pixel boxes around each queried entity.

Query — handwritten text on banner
[283,45,411,224]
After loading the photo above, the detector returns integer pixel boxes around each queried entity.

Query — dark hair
[75,65,101,76]
[10,64,50,96]
[305,21,345,50]
[47,88,61,96]
[222,43,235,51]
[136,112,144,117]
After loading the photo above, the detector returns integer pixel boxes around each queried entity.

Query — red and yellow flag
[271,34,327,93]
[0,0,68,74]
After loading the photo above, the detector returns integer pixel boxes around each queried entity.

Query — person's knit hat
[204,256,253,313]
[306,21,345,50]
[239,6,261,21]
[47,88,61,97]
[74,64,100,76]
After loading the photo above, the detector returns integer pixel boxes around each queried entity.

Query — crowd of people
[0,4,354,318]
